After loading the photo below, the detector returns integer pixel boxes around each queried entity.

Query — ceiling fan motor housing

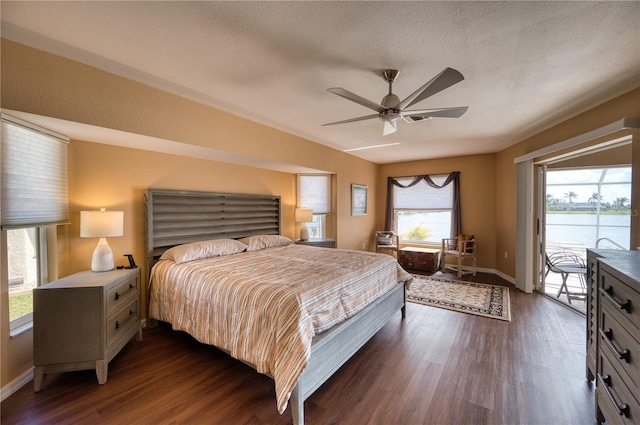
[381,93,400,108]
[380,109,402,122]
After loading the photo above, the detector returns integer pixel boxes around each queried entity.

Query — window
[1,114,68,333]
[297,174,332,238]
[386,173,460,244]
[7,227,46,333]
[545,166,632,249]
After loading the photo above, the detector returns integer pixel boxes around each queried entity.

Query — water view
[398,211,632,249]
[546,212,631,249]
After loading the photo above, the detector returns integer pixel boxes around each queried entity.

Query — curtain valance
[385,172,461,237]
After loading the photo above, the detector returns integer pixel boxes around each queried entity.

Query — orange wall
[547,143,631,169]
[0,39,381,255]
[379,154,497,273]
[65,140,296,297]
[495,88,640,278]
[0,39,379,387]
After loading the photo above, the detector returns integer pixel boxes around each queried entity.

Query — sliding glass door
[537,165,632,312]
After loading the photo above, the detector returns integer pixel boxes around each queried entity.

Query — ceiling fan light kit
[323,67,468,135]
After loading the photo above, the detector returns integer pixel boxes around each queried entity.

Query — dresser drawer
[106,274,139,315]
[600,269,639,336]
[598,354,640,425]
[106,298,139,350]
[600,303,640,396]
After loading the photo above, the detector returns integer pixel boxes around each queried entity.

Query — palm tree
[612,197,629,212]
[588,192,603,213]
[564,191,578,211]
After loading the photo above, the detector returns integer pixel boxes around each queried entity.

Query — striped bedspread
[149,244,412,414]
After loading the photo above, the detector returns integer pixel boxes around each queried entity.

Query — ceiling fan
[322,68,468,136]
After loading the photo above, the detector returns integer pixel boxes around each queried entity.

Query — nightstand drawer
[295,238,336,248]
[107,298,139,350]
[106,274,138,315]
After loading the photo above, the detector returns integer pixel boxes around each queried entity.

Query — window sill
[10,321,33,338]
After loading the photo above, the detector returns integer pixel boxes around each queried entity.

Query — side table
[398,247,442,272]
[33,268,142,391]
[295,238,336,248]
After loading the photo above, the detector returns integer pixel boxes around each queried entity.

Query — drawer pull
[115,283,135,301]
[600,286,631,313]
[115,310,135,330]
[599,328,631,363]
[598,374,630,418]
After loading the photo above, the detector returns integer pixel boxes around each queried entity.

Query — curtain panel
[385,172,461,237]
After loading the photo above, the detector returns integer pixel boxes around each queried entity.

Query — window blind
[1,115,70,229]
[297,174,331,214]
[393,176,453,209]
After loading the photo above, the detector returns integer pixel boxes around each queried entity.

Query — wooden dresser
[590,250,640,424]
[33,268,142,391]
[586,249,622,381]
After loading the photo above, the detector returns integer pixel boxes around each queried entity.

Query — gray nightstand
[295,238,336,248]
[33,268,142,391]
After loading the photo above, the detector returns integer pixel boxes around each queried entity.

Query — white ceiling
[1,1,639,165]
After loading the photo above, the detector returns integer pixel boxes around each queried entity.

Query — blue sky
[546,167,631,205]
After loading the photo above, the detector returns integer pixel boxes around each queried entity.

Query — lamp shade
[295,208,313,223]
[80,209,123,272]
[80,209,123,238]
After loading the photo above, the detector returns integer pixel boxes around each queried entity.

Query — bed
[145,189,412,425]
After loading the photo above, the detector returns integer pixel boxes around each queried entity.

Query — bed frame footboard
[290,283,406,425]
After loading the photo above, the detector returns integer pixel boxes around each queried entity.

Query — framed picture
[351,184,368,216]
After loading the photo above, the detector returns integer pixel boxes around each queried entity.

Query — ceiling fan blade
[322,114,379,126]
[327,88,385,113]
[395,68,465,110]
[382,120,397,136]
[403,106,469,120]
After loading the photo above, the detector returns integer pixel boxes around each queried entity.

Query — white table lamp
[80,209,124,272]
[295,208,313,241]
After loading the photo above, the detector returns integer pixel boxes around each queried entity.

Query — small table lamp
[295,208,313,241]
[80,209,124,272]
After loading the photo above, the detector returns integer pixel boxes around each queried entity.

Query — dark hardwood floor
[1,272,596,425]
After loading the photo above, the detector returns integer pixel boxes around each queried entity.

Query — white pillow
[238,235,292,252]
[160,239,248,264]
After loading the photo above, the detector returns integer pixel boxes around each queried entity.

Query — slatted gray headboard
[144,188,281,266]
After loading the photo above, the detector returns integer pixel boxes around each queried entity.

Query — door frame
[514,118,639,294]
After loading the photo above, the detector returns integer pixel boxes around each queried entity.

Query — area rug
[407,275,511,321]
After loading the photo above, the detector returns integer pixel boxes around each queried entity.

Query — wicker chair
[441,236,476,278]
[375,231,399,258]
[545,251,587,304]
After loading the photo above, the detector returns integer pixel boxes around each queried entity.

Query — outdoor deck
[544,242,589,314]
[544,272,587,314]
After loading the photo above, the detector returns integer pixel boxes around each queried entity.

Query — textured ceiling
[1,1,639,164]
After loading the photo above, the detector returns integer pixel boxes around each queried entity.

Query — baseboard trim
[493,269,516,284]
[1,367,33,402]
[440,265,516,285]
